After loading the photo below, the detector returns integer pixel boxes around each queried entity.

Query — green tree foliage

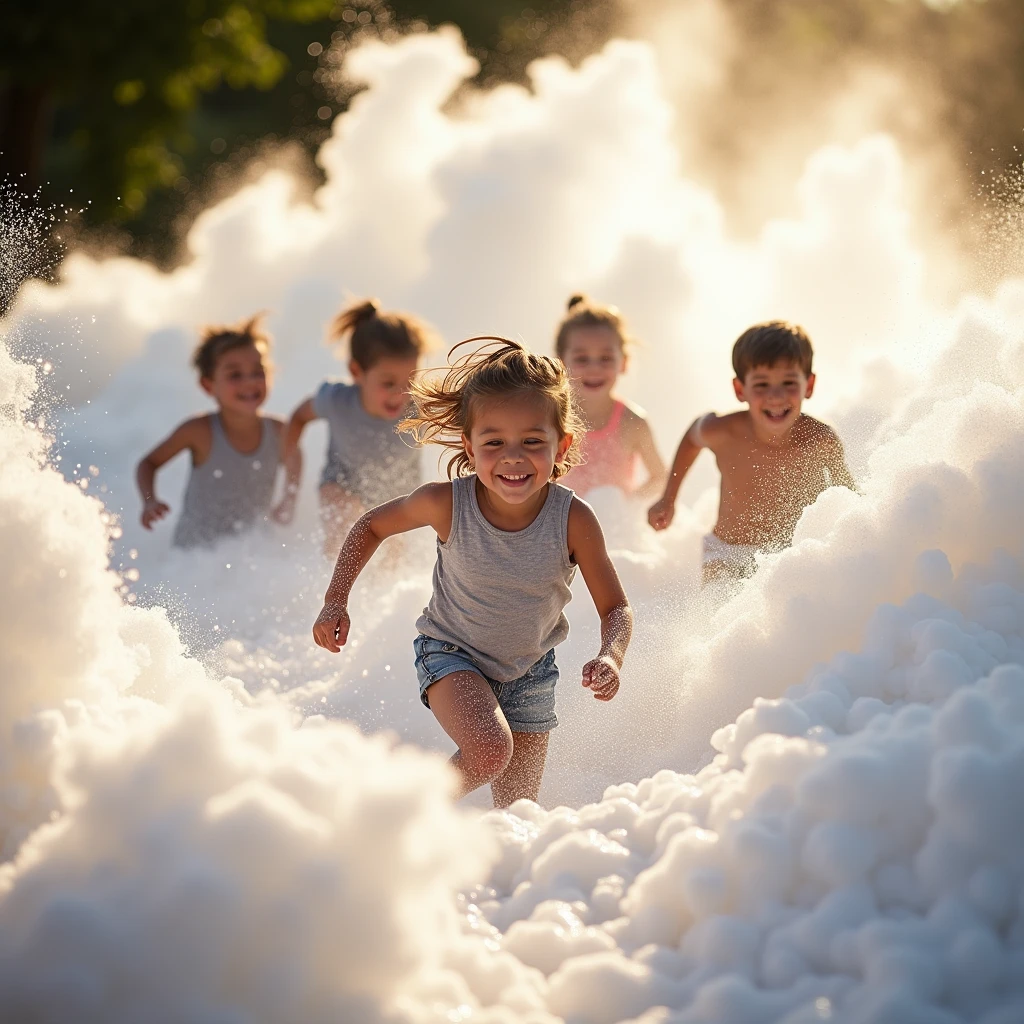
[3,0,1022,263]
[0,0,337,217]
[0,0,582,259]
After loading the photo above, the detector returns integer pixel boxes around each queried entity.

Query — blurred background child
[555,294,665,500]
[649,321,856,583]
[276,299,436,553]
[136,315,288,549]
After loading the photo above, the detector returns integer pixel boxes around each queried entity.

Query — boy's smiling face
[734,360,815,439]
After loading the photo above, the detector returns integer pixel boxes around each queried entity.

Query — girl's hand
[141,499,170,529]
[647,496,675,531]
[582,656,620,701]
[313,603,350,652]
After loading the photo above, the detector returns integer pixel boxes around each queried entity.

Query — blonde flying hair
[554,293,632,360]
[400,337,584,480]
[328,297,435,370]
[192,313,271,379]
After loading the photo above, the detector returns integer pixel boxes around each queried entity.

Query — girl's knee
[462,729,513,782]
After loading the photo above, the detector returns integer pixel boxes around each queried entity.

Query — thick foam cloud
[0,345,500,1023]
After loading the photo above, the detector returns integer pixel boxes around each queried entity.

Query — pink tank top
[564,401,641,496]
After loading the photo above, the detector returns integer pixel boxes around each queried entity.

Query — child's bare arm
[821,428,857,491]
[313,483,452,652]
[135,418,207,529]
[648,415,712,530]
[568,498,633,701]
[273,398,317,522]
[627,412,668,502]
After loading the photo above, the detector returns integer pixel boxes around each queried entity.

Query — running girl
[312,339,633,807]
[276,299,435,552]
[136,315,288,548]
[555,294,665,499]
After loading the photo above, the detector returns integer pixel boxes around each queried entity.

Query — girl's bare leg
[491,731,550,808]
[319,482,363,558]
[426,671,514,799]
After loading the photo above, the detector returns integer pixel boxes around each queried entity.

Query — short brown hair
[192,314,270,379]
[732,321,813,379]
[329,298,435,370]
[555,293,631,359]
[400,338,584,480]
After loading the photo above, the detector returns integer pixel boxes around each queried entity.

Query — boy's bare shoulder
[797,415,843,449]
[696,410,749,445]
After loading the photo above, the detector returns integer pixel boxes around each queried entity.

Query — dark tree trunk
[0,81,52,187]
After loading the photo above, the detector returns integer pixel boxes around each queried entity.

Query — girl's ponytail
[328,297,435,369]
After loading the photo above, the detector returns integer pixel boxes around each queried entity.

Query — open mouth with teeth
[763,407,792,423]
[497,472,532,486]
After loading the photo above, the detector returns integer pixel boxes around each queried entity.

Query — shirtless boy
[648,321,855,583]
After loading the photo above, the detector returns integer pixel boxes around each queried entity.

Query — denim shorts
[412,635,559,733]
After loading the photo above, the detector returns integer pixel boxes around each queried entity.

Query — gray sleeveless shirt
[172,415,280,549]
[416,475,577,682]
[314,381,420,507]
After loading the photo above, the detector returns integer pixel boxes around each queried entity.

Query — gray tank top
[172,415,280,549]
[416,475,577,682]
[314,380,420,507]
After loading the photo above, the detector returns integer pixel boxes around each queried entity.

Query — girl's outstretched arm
[135,417,209,529]
[274,398,317,523]
[313,482,453,652]
[567,497,633,701]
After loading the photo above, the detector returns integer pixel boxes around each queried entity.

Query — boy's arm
[567,498,633,701]
[821,429,857,491]
[135,418,207,529]
[273,398,317,522]
[313,482,452,652]
[647,415,712,530]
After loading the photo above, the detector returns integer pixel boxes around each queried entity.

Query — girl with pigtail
[313,338,633,807]
[556,294,666,499]
[277,298,437,552]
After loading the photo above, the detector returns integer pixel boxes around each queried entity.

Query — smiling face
[463,392,573,506]
[734,361,816,439]
[351,355,419,420]
[201,343,269,415]
[561,325,626,401]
